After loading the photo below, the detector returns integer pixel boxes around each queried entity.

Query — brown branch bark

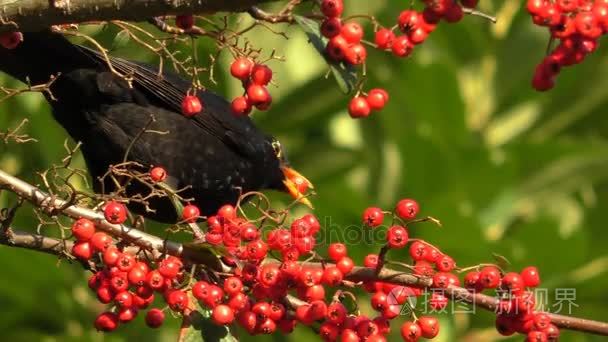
[1,168,607,336]
[0,0,281,33]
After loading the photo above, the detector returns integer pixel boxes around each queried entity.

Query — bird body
[0,30,307,222]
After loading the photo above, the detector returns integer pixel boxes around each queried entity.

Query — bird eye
[272,140,282,158]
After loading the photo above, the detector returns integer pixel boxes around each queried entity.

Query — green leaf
[294,15,358,94]
[111,30,131,51]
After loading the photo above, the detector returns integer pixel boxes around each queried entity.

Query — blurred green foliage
[0,0,607,341]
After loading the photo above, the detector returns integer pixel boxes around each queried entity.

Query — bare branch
[0,0,281,33]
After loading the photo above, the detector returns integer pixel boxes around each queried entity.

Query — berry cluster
[319,0,390,119]
[320,0,483,118]
[229,57,274,116]
[527,0,608,91]
[71,210,183,331]
[66,166,558,341]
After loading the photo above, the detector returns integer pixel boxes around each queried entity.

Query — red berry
[321,0,344,17]
[309,300,328,320]
[534,313,551,330]
[387,225,409,248]
[230,57,254,80]
[159,258,181,279]
[128,267,147,286]
[344,43,367,65]
[145,308,165,328]
[371,291,388,311]
[259,264,281,287]
[328,243,348,262]
[181,95,203,117]
[375,28,395,49]
[175,15,194,30]
[391,35,414,57]
[444,4,464,23]
[409,241,428,261]
[182,204,200,223]
[146,270,165,290]
[575,11,602,39]
[398,10,421,33]
[526,0,546,15]
[304,284,326,302]
[217,204,237,222]
[0,32,23,50]
[543,324,560,340]
[464,271,481,291]
[231,96,252,116]
[90,232,113,252]
[223,276,243,296]
[363,207,384,227]
[501,272,525,294]
[341,329,360,342]
[114,290,134,308]
[400,321,422,341]
[72,241,93,260]
[167,290,189,312]
[251,64,273,85]
[72,218,96,241]
[116,253,136,272]
[322,266,343,286]
[479,266,501,289]
[117,307,137,323]
[212,304,235,325]
[302,214,321,234]
[348,96,371,118]
[150,166,167,182]
[104,201,127,224]
[418,316,440,338]
[94,312,119,332]
[246,84,270,104]
[364,254,379,268]
[341,22,364,44]
[321,17,342,38]
[526,331,548,342]
[366,88,388,111]
[326,302,347,325]
[326,35,349,61]
[320,322,340,341]
[521,266,541,287]
[336,256,354,275]
[436,255,456,272]
[395,198,419,220]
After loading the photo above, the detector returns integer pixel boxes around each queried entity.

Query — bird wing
[77,46,265,161]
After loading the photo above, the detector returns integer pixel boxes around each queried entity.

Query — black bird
[0,30,312,222]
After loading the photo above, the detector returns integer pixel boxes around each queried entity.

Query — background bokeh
[0,0,607,341]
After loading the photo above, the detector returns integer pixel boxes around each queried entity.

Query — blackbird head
[267,137,314,208]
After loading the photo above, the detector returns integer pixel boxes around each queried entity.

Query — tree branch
[0,0,281,33]
[1,168,607,336]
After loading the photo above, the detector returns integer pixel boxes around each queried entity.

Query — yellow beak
[282,166,314,209]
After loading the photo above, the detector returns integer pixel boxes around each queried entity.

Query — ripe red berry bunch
[526,0,608,91]
[71,213,188,331]
[374,0,480,60]
[320,0,367,66]
[348,88,390,118]
[65,177,558,341]
[229,57,274,116]
[460,264,559,340]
